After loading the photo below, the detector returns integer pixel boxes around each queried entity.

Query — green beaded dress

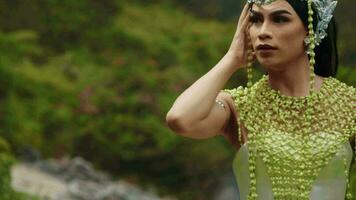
[223,75,355,200]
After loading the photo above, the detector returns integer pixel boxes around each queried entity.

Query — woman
[166,0,355,199]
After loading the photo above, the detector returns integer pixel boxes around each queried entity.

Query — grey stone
[11,157,176,200]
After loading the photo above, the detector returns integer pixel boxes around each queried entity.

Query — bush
[0,142,38,200]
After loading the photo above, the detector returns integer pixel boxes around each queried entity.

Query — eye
[273,16,289,23]
[250,15,262,23]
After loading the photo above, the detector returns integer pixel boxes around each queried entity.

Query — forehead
[251,0,296,14]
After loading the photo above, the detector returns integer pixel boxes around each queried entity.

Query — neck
[266,56,315,97]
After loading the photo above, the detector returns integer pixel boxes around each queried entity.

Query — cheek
[249,27,259,49]
[278,25,306,51]
[279,33,304,47]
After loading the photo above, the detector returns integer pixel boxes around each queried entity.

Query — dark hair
[285,0,338,77]
[249,1,339,77]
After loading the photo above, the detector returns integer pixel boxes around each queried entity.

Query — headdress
[245,0,337,91]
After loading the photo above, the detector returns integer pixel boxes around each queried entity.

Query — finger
[241,3,249,17]
[239,10,251,32]
[233,13,250,44]
[238,3,250,26]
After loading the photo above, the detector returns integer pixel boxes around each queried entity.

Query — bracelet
[215,99,226,109]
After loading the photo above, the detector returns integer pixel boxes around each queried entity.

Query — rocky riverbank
[11,156,176,200]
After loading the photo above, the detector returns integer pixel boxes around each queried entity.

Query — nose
[258,22,272,40]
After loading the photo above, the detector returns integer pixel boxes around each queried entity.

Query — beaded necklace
[223,75,355,200]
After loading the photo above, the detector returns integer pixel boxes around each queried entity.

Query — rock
[35,157,109,183]
[11,164,67,200]
[11,157,176,200]
[18,146,42,163]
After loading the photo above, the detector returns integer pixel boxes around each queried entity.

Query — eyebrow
[250,9,292,16]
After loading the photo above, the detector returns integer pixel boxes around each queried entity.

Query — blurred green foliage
[0,152,22,200]
[0,0,354,199]
[0,137,39,200]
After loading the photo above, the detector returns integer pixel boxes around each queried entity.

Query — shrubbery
[0,137,39,200]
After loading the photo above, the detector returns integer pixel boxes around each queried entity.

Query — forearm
[167,53,240,129]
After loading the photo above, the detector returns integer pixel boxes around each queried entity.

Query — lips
[256,44,277,50]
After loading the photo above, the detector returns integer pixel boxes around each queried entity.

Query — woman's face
[249,0,307,70]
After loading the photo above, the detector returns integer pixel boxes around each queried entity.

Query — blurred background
[0,0,355,199]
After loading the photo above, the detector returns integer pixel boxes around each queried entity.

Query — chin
[257,57,276,66]
[257,58,285,71]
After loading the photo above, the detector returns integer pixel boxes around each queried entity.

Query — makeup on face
[249,9,292,24]
[248,1,308,68]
